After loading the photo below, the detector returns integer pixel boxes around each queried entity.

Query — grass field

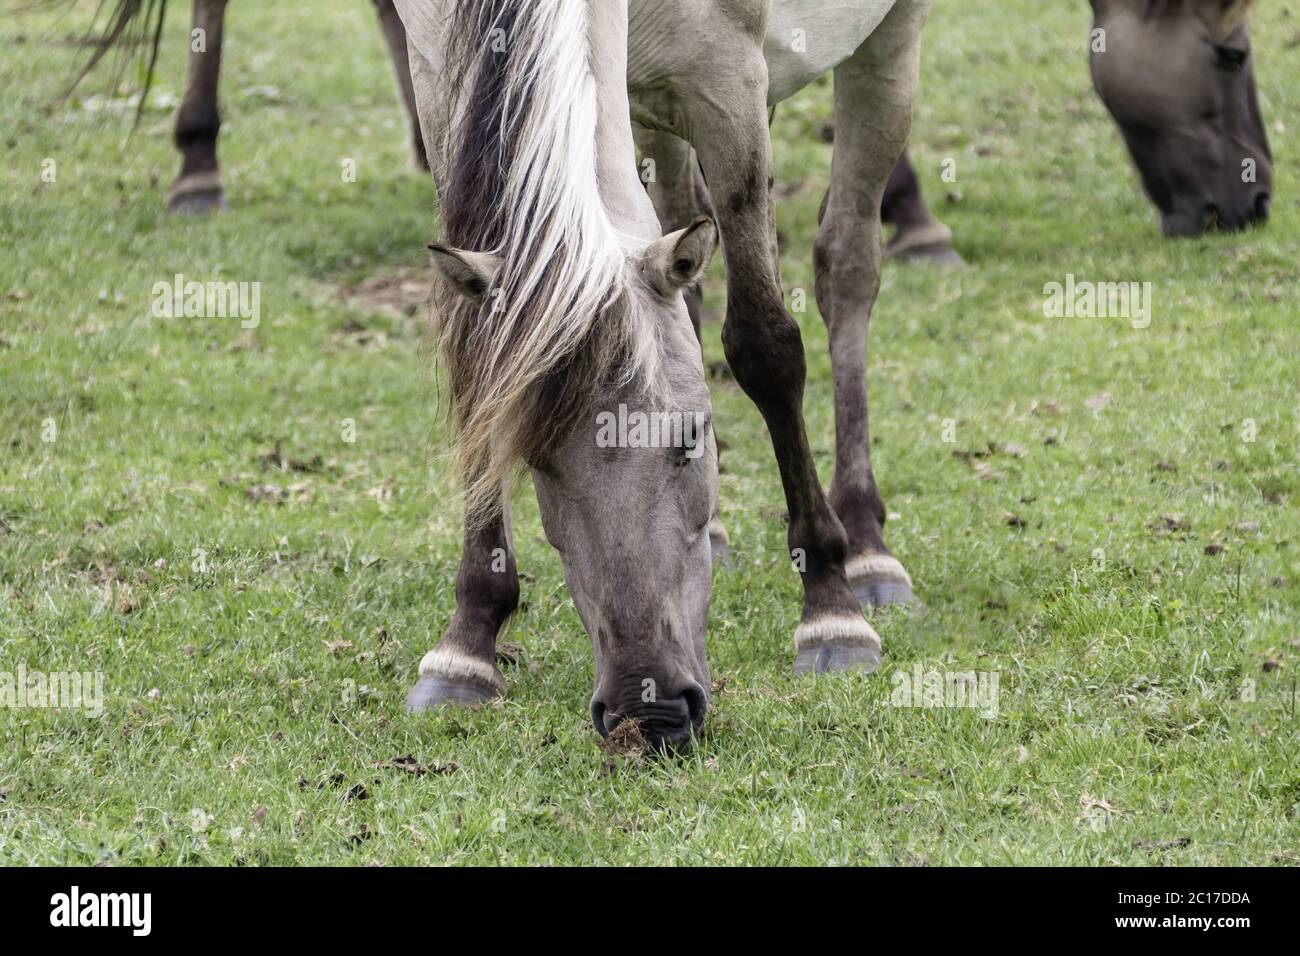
[1,0,1297,865]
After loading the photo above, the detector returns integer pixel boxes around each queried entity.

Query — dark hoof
[794,642,882,675]
[165,171,227,215]
[853,577,918,609]
[405,674,498,712]
[167,188,226,215]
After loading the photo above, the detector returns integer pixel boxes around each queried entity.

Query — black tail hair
[44,0,171,127]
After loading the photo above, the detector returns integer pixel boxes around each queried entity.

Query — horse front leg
[634,127,730,566]
[815,0,931,607]
[406,495,518,709]
[166,0,228,213]
[688,71,878,675]
[633,128,714,335]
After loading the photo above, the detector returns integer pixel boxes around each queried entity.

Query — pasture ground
[1,0,1297,864]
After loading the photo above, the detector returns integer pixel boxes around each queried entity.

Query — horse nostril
[590,699,610,738]
[1253,192,1271,221]
[681,683,709,729]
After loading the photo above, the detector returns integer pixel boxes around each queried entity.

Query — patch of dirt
[328,266,434,321]
[372,755,459,776]
[1133,837,1190,851]
[257,441,323,474]
[1147,514,1196,541]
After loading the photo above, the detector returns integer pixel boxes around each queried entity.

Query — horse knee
[721,298,806,400]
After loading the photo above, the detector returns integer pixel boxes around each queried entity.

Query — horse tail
[53,0,172,127]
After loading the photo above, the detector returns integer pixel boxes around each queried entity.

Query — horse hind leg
[406,493,519,711]
[882,147,964,267]
[166,0,228,214]
[373,0,429,172]
[685,42,876,675]
[813,0,931,609]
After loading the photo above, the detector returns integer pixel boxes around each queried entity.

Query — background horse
[69,0,427,212]
[887,0,1273,251]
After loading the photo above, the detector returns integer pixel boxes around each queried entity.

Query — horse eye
[673,413,711,466]
[677,437,697,466]
[1213,44,1248,71]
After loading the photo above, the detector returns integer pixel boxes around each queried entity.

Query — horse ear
[645,217,717,295]
[428,243,503,303]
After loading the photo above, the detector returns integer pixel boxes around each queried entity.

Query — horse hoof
[708,518,731,568]
[845,553,918,609]
[853,577,917,608]
[885,221,966,268]
[794,642,882,675]
[165,171,226,215]
[793,614,882,676]
[405,674,499,712]
[892,241,966,268]
[166,188,226,215]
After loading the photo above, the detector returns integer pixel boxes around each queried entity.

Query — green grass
[1,0,1297,865]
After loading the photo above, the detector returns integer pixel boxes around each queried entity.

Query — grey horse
[394,0,927,751]
[885,0,1273,246]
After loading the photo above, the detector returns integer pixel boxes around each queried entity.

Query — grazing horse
[393,0,929,749]
[884,0,1274,247]
[1089,0,1272,235]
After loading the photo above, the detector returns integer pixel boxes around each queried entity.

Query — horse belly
[764,0,898,103]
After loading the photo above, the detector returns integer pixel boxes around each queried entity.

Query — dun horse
[399,0,926,750]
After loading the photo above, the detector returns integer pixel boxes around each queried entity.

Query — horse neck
[587,0,662,245]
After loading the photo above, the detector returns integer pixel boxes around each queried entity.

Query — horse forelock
[1135,0,1255,39]
[436,0,657,522]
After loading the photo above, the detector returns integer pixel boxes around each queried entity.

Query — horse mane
[437,0,656,522]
